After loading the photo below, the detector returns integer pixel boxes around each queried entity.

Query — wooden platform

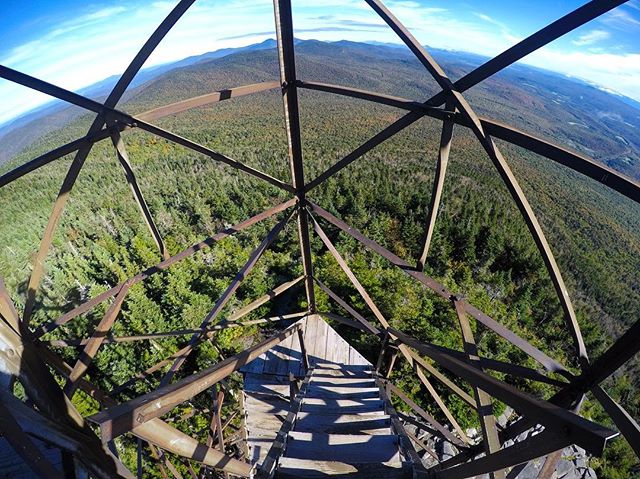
[240,314,369,378]
[242,315,373,469]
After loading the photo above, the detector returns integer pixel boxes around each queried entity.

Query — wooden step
[310,378,377,388]
[294,412,391,434]
[314,363,372,372]
[312,369,373,379]
[306,385,380,400]
[276,458,409,478]
[301,398,384,414]
[244,382,291,397]
[283,432,401,463]
[244,395,290,413]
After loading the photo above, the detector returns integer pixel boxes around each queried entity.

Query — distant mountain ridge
[1,38,639,181]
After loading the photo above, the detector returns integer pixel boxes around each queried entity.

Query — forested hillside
[0,40,638,477]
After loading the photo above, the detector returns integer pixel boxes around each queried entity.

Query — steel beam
[435,430,570,479]
[273,0,316,312]
[391,327,616,455]
[110,130,169,260]
[308,202,568,374]
[0,81,283,190]
[226,275,305,322]
[313,278,381,336]
[417,98,455,270]
[383,380,465,448]
[298,81,640,205]
[424,0,628,108]
[137,81,281,122]
[64,280,132,398]
[0,67,294,196]
[453,297,503,479]
[0,309,132,478]
[13,0,197,326]
[159,213,293,386]
[35,198,296,338]
[89,322,305,441]
[311,214,473,440]
[365,0,588,367]
[47,312,307,348]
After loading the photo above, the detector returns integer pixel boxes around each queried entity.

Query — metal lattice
[0,0,639,478]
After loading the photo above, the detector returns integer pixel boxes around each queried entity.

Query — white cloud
[601,9,640,28]
[572,29,610,47]
[525,47,640,101]
[0,0,638,127]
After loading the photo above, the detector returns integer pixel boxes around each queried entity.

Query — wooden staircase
[267,363,422,478]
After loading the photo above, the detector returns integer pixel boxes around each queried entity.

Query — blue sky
[0,0,639,125]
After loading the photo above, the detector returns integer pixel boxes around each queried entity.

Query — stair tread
[312,370,373,379]
[295,412,391,434]
[303,398,382,407]
[284,432,401,462]
[277,458,408,478]
[314,363,372,371]
[306,385,380,399]
[310,378,377,388]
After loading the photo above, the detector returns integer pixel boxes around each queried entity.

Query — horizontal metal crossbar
[298,81,640,204]
[89,321,306,441]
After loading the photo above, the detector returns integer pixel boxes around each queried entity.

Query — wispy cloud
[0,0,638,126]
[601,9,640,28]
[473,12,522,45]
[572,29,610,47]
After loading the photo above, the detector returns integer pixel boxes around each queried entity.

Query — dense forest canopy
[0,40,638,477]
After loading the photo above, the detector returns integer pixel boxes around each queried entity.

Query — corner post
[273,0,316,312]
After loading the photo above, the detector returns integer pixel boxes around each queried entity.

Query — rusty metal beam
[227,275,304,322]
[110,130,169,260]
[160,213,296,387]
[0,127,117,189]
[0,81,282,190]
[273,0,316,312]
[159,213,293,386]
[310,213,389,329]
[314,273,477,407]
[435,430,570,479]
[417,98,455,271]
[453,297,503,479]
[47,312,307,348]
[383,380,465,448]
[318,311,374,335]
[425,0,628,108]
[37,342,250,476]
[308,202,569,374]
[64,280,132,398]
[0,67,293,197]
[313,277,381,336]
[12,0,197,326]
[89,321,304,441]
[400,336,566,387]
[0,310,133,478]
[305,110,424,192]
[584,317,640,387]
[298,81,640,205]
[35,198,295,338]
[592,385,640,458]
[137,81,281,122]
[390,327,616,455]
[376,377,429,476]
[311,213,473,441]
[365,0,588,368]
